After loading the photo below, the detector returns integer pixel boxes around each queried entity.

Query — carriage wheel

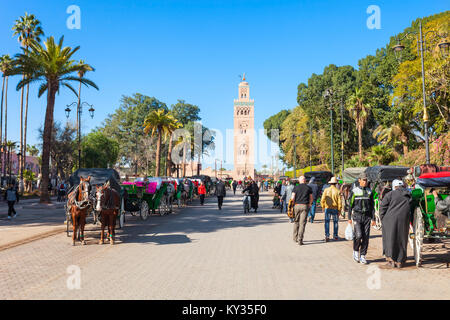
[140,201,149,221]
[413,207,424,267]
[373,209,382,231]
[159,196,169,216]
[118,198,125,229]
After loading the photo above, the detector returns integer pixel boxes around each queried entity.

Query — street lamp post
[323,88,334,175]
[392,20,449,164]
[66,101,95,169]
[340,98,345,175]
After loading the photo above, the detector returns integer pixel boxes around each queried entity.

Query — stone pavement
[0,191,448,300]
[0,197,66,251]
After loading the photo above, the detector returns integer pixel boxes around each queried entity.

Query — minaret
[233,74,255,179]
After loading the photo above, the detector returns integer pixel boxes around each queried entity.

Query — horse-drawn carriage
[340,167,367,218]
[365,166,409,230]
[121,177,176,219]
[66,169,125,245]
[409,170,450,267]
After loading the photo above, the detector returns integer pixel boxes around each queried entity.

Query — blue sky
[1,0,448,170]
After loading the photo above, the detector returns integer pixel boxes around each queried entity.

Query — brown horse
[95,181,120,245]
[67,176,92,246]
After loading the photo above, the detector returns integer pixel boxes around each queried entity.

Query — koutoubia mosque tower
[233,74,255,179]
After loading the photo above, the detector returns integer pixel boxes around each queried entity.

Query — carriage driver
[348,172,376,265]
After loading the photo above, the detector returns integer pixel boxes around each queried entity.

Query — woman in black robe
[379,180,412,268]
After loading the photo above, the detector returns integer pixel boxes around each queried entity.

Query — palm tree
[12,36,98,203]
[372,107,417,155]
[347,88,370,159]
[26,144,40,157]
[6,141,17,183]
[165,116,182,177]
[1,55,13,179]
[12,13,44,191]
[143,109,178,177]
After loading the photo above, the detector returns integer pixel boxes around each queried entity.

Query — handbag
[287,199,295,219]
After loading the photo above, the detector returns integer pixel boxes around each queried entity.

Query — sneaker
[353,251,359,263]
[325,237,330,242]
[7,216,11,220]
[360,255,368,264]
[13,214,17,218]
[333,236,339,241]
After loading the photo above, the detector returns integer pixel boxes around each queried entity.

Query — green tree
[12,36,98,203]
[144,109,179,177]
[263,109,291,144]
[347,88,371,159]
[81,131,119,169]
[38,122,76,182]
[101,93,167,173]
[171,100,201,125]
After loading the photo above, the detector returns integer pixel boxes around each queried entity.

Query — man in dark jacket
[4,184,19,220]
[348,172,375,264]
[215,179,226,210]
[379,180,412,268]
[232,180,238,195]
[307,177,319,223]
[243,181,259,213]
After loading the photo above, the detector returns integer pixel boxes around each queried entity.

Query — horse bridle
[96,183,120,210]
[73,180,92,210]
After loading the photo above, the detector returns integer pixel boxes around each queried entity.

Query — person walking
[321,177,343,242]
[279,180,287,213]
[215,179,226,210]
[4,184,19,220]
[198,182,207,206]
[307,177,319,223]
[232,180,238,195]
[242,181,259,213]
[379,180,412,268]
[290,176,313,246]
[348,172,375,264]
[284,180,295,223]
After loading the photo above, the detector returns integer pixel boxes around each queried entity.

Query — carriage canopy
[364,166,409,183]
[304,171,333,185]
[69,168,122,192]
[342,167,368,184]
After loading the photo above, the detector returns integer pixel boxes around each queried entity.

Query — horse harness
[69,180,92,210]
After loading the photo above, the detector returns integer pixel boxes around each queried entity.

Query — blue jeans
[307,202,317,222]
[325,209,339,238]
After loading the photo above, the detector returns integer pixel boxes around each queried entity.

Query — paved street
[0,191,449,300]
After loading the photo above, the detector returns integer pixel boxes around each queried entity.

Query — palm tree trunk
[19,75,24,191]
[401,132,408,155]
[40,81,57,203]
[0,76,4,181]
[3,76,8,179]
[167,136,173,177]
[358,125,363,159]
[155,130,162,177]
[22,83,30,184]
[182,143,187,178]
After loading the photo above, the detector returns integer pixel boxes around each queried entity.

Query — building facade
[233,75,255,179]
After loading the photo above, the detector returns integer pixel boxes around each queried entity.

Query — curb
[0,226,65,252]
